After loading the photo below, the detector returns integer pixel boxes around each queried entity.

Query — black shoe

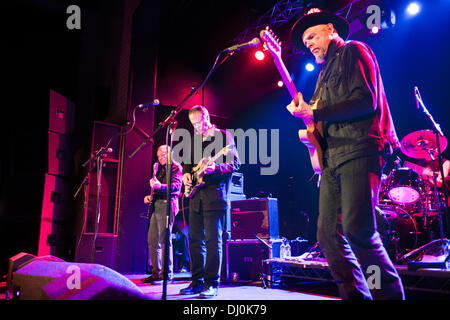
[142,274,173,284]
[179,282,204,295]
[142,275,162,284]
[197,286,218,299]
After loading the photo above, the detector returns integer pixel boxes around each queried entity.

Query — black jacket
[311,38,399,168]
[183,128,240,211]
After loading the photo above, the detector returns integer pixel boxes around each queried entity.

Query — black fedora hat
[290,8,349,50]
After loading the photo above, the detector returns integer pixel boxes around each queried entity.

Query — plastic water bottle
[285,240,291,258]
[280,241,286,259]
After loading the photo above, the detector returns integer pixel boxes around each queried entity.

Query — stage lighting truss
[231,0,399,58]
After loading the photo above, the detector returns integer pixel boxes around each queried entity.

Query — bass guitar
[260,27,323,177]
[184,144,233,198]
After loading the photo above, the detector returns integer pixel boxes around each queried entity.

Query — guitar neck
[206,144,232,166]
[271,56,310,128]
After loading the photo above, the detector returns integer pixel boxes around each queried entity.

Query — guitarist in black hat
[286,8,404,299]
[179,105,240,298]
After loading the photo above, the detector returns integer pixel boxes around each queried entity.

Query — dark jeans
[188,200,225,287]
[317,155,405,300]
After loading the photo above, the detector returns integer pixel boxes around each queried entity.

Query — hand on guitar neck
[286,91,314,124]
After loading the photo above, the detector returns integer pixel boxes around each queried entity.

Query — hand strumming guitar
[149,177,162,190]
[144,195,153,204]
[286,92,313,122]
[200,157,216,175]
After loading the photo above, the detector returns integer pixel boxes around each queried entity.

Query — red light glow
[254,50,265,61]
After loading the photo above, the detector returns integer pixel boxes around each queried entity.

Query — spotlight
[305,63,315,72]
[254,50,265,61]
[371,25,380,34]
[406,2,421,16]
[277,80,284,88]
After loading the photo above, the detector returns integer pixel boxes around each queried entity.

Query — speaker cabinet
[38,174,71,257]
[225,239,278,282]
[75,234,118,269]
[230,198,279,239]
[49,89,75,135]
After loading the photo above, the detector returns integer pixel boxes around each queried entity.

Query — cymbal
[400,130,447,160]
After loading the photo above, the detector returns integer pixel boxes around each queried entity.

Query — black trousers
[188,199,226,287]
[317,155,405,300]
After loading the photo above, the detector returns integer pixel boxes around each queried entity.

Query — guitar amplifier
[230,198,279,239]
[225,239,278,282]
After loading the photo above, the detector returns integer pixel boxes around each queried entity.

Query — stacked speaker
[37,90,75,257]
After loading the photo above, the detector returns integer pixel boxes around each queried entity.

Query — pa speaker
[10,259,149,300]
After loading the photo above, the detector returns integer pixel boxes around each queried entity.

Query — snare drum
[387,168,421,205]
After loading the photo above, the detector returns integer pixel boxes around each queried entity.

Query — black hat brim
[290,11,349,50]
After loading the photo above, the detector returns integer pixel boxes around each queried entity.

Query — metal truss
[233,0,378,57]
[233,0,307,57]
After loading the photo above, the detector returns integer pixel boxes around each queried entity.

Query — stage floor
[125,273,340,300]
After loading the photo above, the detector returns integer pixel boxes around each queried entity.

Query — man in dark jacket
[180,105,240,298]
[143,144,182,284]
[286,8,404,299]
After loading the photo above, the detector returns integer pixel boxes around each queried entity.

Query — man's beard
[313,50,325,64]
[314,51,325,64]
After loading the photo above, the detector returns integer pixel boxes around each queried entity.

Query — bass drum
[375,205,419,261]
[386,168,421,205]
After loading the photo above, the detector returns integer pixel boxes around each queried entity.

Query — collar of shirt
[324,37,346,64]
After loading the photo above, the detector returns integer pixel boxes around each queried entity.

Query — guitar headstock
[260,26,282,59]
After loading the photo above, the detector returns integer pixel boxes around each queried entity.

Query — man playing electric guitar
[285,8,404,300]
[180,105,240,298]
[142,144,183,284]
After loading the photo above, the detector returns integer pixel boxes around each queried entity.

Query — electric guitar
[260,27,323,176]
[184,144,233,198]
[147,161,159,217]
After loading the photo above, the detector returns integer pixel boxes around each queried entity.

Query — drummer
[416,157,449,189]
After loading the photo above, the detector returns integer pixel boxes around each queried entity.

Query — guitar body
[147,162,159,217]
[298,125,323,174]
[184,165,206,199]
[297,100,323,174]
[184,144,233,199]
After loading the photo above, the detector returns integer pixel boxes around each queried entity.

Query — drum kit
[377,130,449,263]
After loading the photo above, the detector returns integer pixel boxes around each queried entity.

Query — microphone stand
[128,47,235,300]
[81,145,113,263]
[162,120,176,300]
[415,89,449,239]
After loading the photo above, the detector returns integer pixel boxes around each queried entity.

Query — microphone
[137,99,160,109]
[224,37,261,53]
[414,87,420,109]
